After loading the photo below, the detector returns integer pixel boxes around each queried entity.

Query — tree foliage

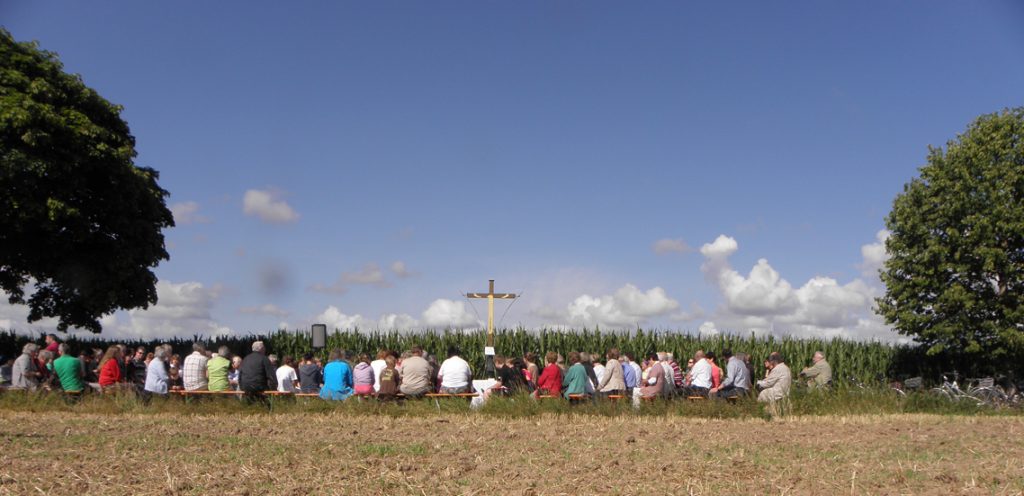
[878,108,1024,358]
[0,29,174,333]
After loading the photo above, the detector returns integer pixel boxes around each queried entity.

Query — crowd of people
[1,334,835,407]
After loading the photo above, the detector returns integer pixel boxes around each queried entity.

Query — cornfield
[0,327,1013,384]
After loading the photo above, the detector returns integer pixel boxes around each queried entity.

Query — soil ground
[1,411,1022,495]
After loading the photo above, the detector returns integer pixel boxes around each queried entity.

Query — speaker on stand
[312,323,327,350]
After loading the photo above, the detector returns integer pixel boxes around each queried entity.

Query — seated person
[640,353,665,398]
[535,351,562,396]
[800,351,832,389]
[561,352,590,401]
[398,347,432,397]
[437,346,473,394]
[319,349,353,400]
[757,352,792,403]
[377,356,401,400]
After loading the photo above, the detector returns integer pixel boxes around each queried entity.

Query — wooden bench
[424,393,479,398]
[687,396,707,401]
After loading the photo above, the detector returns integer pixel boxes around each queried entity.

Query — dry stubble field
[1,410,1023,495]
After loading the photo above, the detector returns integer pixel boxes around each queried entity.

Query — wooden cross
[466,279,517,349]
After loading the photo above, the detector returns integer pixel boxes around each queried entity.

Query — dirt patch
[0,412,1022,495]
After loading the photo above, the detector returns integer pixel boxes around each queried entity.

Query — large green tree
[878,108,1024,358]
[0,29,174,333]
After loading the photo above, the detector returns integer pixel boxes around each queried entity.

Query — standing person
[276,355,299,393]
[182,343,209,391]
[11,343,41,390]
[319,349,354,400]
[298,354,322,393]
[369,351,387,393]
[596,348,626,398]
[437,346,473,394]
[800,351,832,389]
[561,352,589,402]
[144,347,170,398]
[206,347,231,392]
[398,347,432,398]
[239,341,278,404]
[711,350,751,399]
[535,351,562,397]
[52,344,84,394]
[376,356,401,401]
[353,354,375,396]
[757,352,792,404]
[97,346,123,390]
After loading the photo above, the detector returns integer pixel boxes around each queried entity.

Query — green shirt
[52,355,84,392]
[207,356,231,391]
[562,363,588,399]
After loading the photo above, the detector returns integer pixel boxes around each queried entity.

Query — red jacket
[536,364,562,395]
[98,358,121,387]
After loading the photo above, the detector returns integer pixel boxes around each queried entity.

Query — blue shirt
[320,360,354,400]
[722,356,751,390]
[621,360,638,388]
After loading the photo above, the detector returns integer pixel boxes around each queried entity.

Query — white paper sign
[484,347,495,356]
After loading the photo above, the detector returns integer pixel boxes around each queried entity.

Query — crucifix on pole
[466,279,517,375]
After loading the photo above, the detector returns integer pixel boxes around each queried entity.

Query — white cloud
[422,299,479,329]
[859,229,890,280]
[390,261,417,278]
[377,313,419,330]
[118,281,234,339]
[315,305,370,331]
[242,189,299,224]
[699,321,719,336]
[698,233,897,341]
[700,235,739,259]
[239,303,290,318]
[169,201,210,225]
[1,281,234,340]
[563,284,680,328]
[716,258,799,316]
[342,263,390,288]
[652,238,693,255]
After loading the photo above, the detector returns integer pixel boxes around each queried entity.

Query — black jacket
[239,352,278,392]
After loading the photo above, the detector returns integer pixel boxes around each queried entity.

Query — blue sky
[2,2,1023,340]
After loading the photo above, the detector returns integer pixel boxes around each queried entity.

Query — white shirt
[438,356,471,388]
[276,365,298,393]
[370,359,386,392]
[690,358,712,389]
[593,363,606,386]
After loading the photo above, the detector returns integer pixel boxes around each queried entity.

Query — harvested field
[1,411,1022,495]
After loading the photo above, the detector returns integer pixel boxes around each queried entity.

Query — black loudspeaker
[311,324,327,349]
